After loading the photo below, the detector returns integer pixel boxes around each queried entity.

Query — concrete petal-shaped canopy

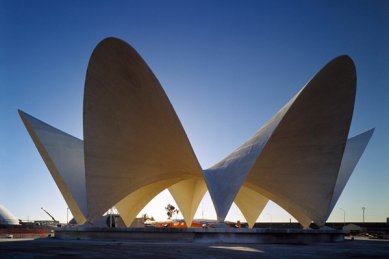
[203,94,295,223]
[115,177,207,227]
[246,56,356,228]
[233,130,373,229]
[234,185,269,228]
[18,110,202,227]
[115,178,182,227]
[204,56,356,228]
[168,177,207,227]
[83,38,203,222]
[327,128,374,216]
[19,37,369,229]
[18,111,87,224]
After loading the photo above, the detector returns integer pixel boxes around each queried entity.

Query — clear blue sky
[1,0,388,223]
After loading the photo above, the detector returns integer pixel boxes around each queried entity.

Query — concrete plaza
[1,237,388,258]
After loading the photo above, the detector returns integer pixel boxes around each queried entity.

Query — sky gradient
[1,0,388,224]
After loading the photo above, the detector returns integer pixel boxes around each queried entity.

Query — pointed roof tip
[99,36,121,43]
[332,54,353,62]
[18,109,27,119]
[308,55,356,88]
[335,54,353,61]
[313,55,356,92]
[365,128,375,138]
[18,110,38,130]
[17,109,34,121]
[350,127,375,140]
[360,127,375,135]
[96,37,129,49]
[89,37,137,68]
[329,55,356,70]
[101,36,122,41]
[360,128,375,139]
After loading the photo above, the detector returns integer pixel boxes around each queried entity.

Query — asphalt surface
[0,237,388,258]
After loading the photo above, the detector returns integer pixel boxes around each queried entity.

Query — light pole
[66,208,69,224]
[362,207,366,223]
[339,208,346,225]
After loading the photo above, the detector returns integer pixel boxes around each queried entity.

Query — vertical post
[66,208,69,224]
[362,207,366,223]
[339,208,346,225]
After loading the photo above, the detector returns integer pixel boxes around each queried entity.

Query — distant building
[0,205,19,225]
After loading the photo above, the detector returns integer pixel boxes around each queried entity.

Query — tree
[165,204,179,219]
[142,213,154,222]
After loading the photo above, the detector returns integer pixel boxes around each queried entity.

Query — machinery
[40,207,61,227]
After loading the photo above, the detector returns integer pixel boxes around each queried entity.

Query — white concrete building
[19,38,373,228]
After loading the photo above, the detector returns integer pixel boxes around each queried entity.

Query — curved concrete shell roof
[204,56,358,228]
[83,38,203,222]
[203,95,293,223]
[18,111,87,224]
[327,128,375,216]
[229,130,374,228]
[18,38,205,227]
[18,109,202,227]
[115,178,181,226]
[19,37,373,228]
[246,56,356,228]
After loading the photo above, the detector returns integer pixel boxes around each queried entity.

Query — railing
[0,233,52,239]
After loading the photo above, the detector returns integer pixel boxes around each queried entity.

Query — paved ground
[0,237,388,258]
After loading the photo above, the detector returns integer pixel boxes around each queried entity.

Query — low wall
[55,227,344,244]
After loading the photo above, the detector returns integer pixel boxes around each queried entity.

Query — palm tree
[165,204,179,219]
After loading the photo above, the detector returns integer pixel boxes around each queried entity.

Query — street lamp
[362,207,366,223]
[67,208,69,224]
[339,208,346,225]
